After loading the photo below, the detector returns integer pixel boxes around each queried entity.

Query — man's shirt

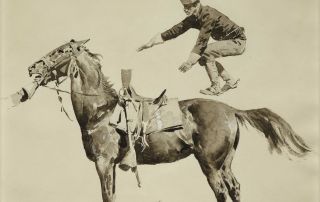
[161,5,246,55]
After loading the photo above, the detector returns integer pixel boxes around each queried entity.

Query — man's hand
[137,33,164,52]
[178,62,193,73]
[137,41,154,52]
[178,52,201,72]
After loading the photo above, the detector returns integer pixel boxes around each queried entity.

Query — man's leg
[202,39,246,93]
[216,62,240,92]
[199,58,221,95]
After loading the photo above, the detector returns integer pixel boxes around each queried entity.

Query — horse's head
[28,39,90,85]
[10,38,117,111]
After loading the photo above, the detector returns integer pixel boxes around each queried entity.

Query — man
[137,0,246,95]
[8,75,42,107]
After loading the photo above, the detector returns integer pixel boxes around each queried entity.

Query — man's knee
[233,39,246,55]
[199,53,216,66]
[235,47,245,56]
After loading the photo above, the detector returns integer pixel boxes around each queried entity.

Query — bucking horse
[10,39,311,202]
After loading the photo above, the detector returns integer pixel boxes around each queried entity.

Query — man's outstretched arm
[179,12,215,73]
[137,33,164,52]
[137,17,193,52]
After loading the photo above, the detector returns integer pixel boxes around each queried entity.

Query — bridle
[28,39,98,120]
[40,40,100,96]
[28,39,100,94]
[28,39,89,85]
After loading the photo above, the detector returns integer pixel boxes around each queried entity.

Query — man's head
[180,0,200,16]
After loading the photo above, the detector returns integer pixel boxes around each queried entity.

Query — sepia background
[1,0,319,201]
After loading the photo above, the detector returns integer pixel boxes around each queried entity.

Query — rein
[42,85,99,96]
[54,80,73,121]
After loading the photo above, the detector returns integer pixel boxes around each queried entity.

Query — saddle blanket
[110,98,183,135]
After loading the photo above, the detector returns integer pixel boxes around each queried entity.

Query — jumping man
[137,0,246,95]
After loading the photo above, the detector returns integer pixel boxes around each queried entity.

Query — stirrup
[119,146,137,171]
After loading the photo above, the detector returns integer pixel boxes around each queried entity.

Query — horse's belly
[136,131,193,165]
[135,103,197,165]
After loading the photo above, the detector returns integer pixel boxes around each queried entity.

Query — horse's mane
[101,76,118,98]
[85,49,119,100]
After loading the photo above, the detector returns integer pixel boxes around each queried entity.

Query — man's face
[183,3,198,16]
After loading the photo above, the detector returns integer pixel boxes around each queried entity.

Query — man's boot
[200,62,221,95]
[216,61,239,93]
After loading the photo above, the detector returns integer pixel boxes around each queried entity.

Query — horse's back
[178,98,238,119]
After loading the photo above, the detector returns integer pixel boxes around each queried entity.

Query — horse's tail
[235,108,311,158]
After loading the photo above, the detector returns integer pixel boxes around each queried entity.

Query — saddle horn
[153,89,167,105]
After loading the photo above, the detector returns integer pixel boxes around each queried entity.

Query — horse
[25,39,310,202]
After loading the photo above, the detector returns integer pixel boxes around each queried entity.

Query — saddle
[126,86,167,105]
[110,70,183,184]
[110,69,183,142]
[119,86,182,136]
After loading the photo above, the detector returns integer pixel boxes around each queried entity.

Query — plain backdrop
[1,0,319,202]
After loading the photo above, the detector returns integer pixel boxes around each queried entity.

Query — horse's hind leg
[190,100,239,201]
[221,126,241,202]
[193,137,231,202]
[198,162,228,202]
[221,148,240,202]
[208,169,229,202]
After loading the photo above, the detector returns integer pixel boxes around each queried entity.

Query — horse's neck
[71,77,118,129]
[70,54,118,129]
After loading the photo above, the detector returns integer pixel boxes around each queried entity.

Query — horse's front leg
[95,156,116,202]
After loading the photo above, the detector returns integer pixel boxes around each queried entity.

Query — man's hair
[190,0,200,6]
[181,0,200,6]
[183,0,200,9]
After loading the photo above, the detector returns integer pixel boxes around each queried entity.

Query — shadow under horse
[21,39,310,202]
